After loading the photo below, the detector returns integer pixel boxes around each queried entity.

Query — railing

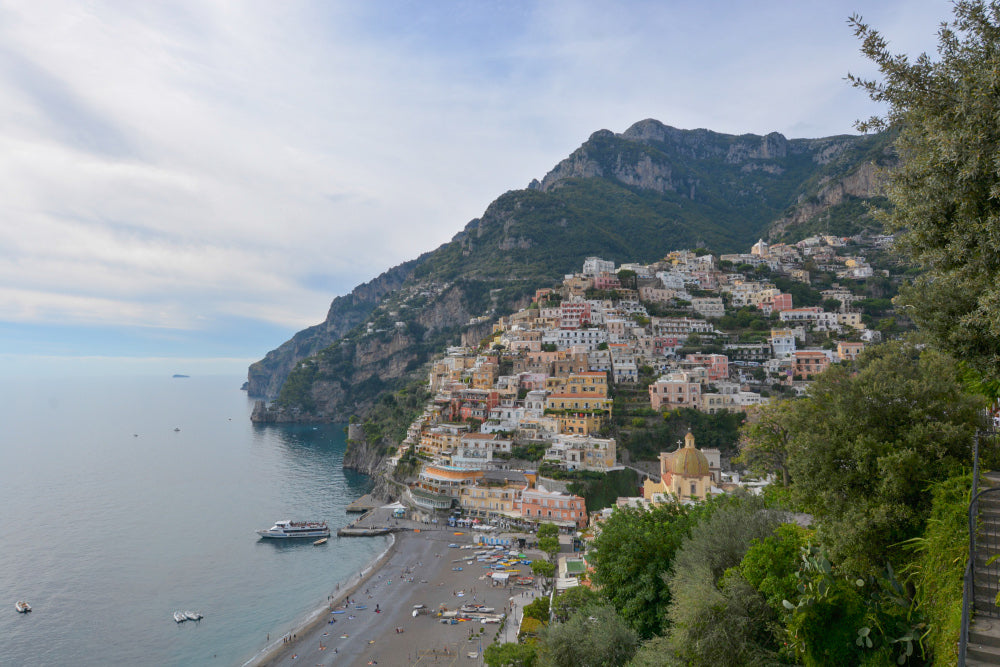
[960,425,1000,666]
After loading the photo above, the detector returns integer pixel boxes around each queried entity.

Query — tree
[736,400,798,486]
[850,2,1000,385]
[523,595,550,624]
[738,523,813,610]
[550,586,601,623]
[617,269,638,290]
[536,522,560,562]
[662,497,789,666]
[786,340,984,573]
[821,298,841,313]
[484,641,538,667]
[591,502,707,638]
[535,604,638,667]
[530,559,555,580]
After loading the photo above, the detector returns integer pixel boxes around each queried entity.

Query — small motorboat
[173,611,187,623]
[15,601,31,613]
[313,537,328,545]
[184,611,202,621]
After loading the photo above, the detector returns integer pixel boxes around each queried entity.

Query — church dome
[670,431,709,477]
[671,447,710,477]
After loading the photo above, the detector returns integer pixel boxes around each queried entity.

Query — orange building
[793,350,831,378]
[520,487,588,529]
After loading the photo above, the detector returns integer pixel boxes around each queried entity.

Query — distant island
[172,374,190,378]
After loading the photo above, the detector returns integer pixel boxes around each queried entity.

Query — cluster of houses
[393,235,890,529]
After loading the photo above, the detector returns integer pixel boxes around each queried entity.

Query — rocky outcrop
[344,436,384,474]
[246,259,417,398]
[611,154,674,194]
[770,161,882,237]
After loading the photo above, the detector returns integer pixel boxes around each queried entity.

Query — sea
[0,374,389,666]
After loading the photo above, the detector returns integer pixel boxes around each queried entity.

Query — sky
[0,0,951,377]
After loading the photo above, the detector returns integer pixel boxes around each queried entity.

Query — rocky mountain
[247,119,893,424]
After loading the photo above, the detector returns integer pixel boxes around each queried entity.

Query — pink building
[685,353,729,382]
[760,292,792,315]
[592,273,621,291]
[649,373,702,410]
[520,488,588,528]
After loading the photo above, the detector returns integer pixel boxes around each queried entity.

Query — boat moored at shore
[256,520,330,539]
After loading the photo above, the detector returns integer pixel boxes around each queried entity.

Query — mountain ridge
[246,119,892,419]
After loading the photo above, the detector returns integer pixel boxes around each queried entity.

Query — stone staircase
[967,472,1000,665]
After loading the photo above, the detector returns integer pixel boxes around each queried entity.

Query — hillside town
[378,233,897,536]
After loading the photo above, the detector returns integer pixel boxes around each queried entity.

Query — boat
[313,537,328,546]
[184,611,202,621]
[15,601,30,613]
[256,520,330,539]
[173,611,186,623]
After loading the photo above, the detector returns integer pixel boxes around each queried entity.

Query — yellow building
[557,413,605,436]
[460,471,529,521]
[546,371,608,396]
[643,432,713,502]
[546,392,612,413]
[417,423,469,457]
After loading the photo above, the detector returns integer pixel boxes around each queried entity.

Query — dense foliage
[591,501,710,638]
[784,341,983,574]
[851,1,1000,386]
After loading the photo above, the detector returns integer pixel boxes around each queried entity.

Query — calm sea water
[0,374,388,666]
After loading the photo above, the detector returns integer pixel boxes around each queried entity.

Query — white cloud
[0,0,950,360]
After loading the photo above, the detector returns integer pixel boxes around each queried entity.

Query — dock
[337,526,398,537]
[345,494,378,513]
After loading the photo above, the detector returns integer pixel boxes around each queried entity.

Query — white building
[544,435,618,472]
[582,257,615,276]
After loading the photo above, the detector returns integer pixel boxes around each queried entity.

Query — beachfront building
[460,471,529,524]
[520,487,588,529]
[410,465,484,512]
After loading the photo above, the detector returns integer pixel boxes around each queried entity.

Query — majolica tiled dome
[670,431,709,477]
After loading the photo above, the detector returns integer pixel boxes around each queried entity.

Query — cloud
[0,0,948,364]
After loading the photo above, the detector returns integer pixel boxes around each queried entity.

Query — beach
[249,512,542,667]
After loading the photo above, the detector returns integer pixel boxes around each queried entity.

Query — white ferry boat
[256,519,330,539]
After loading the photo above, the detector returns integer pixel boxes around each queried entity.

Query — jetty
[337,526,398,537]
[345,494,378,513]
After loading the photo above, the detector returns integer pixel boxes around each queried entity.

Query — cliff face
[770,160,882,237]
[246,259,417,398]
[248,118,891,424]
[251,280,478,423]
